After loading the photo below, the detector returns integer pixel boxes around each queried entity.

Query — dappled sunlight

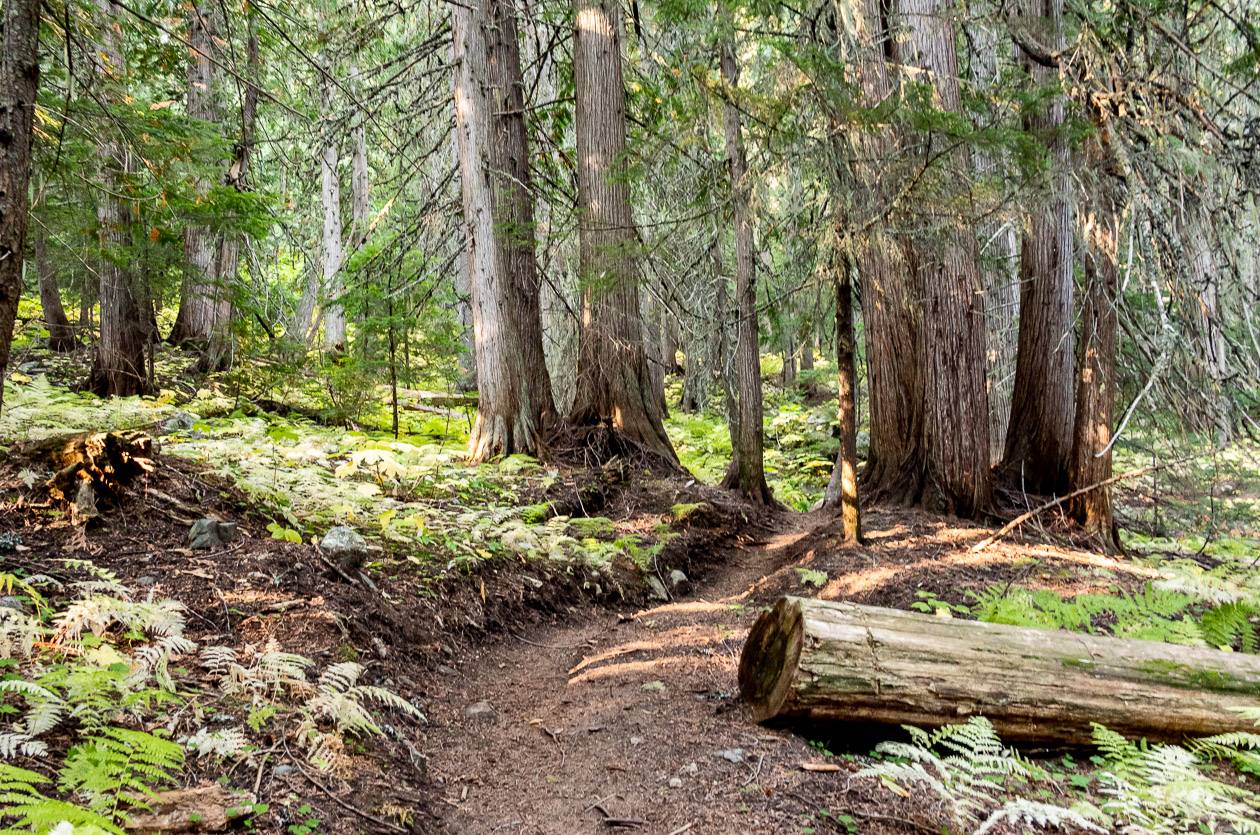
[567,653,729,686]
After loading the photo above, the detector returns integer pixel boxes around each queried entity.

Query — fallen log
[738,596,1260,745]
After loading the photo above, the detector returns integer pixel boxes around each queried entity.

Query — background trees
[0,0,1254,535]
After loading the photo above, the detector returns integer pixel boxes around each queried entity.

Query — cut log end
[737,597,804,722]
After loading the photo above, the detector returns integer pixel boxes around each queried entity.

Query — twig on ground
[972,455,1197,552]
[286,743,407,833]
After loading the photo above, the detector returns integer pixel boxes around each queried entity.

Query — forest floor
[425,505,1162,835]
[1,348,1258,834]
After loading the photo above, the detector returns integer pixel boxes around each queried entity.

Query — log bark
[739,596,1260,745]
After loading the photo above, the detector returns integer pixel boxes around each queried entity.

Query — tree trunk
[169,2,228,353]
[454,221,478,392]
[454,0,557,461]
[780,326,796,387]
[717,38,772,503]
[799,336,814,372]
[844,0,925,506]
[195,20,258,375]
[891,0,992,516]
[350,89,370,250]
[1182,190,1231,446]
[823,262,862,541]
[0,0,41,412]
[349,64,370,353]
[88,0,150,397]
[1068,146,1122,551]
[739,596,1260,745]
[36,232,76,352]
[661,310,681,374]
[320,78,345,354]
[569,0,677,463]
[1000,0,1075,493]
[965,14,1019,464]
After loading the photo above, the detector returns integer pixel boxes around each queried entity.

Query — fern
[974,799,1105,834]
[0,763,119,834]
[0,609,42,660]
[1092,723,1260,834]
[185,726,249,759]
[58,727,183,821]
[857,717,1069,830]
[297,662,424,770]
[1200,602,1260,652]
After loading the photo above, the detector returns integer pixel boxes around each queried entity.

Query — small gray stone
[320,525,371,571]
[630,736,644,746]
[667,569,690,594]
[716,748,745,763]
[667,777,682,788]
[188,518,237,550]
[0,596,31,616]
[135,576,158,587]
[271,765,295,777]
[464,701,495,722]
[158,412,196,435]
[646,575,669,601]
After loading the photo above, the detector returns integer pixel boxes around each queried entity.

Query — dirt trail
[425,511,847,834]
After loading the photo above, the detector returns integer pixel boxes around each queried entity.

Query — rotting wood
[30,430,156,505]
[739,596,1260,745]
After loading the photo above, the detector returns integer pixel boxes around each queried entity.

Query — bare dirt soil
[1,438,1127,834]
[424,506,1131,834]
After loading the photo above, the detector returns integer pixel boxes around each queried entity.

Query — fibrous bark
[1068,134,1122,551]
[740,596,1260,745]
[718,38,772,503]
[570,0,677,464]
[0,0,42,412]
[88,0,150,397]
[454,0,557,460]
[1182,189,1232,446]
[965,14,1019,463]
[889,0,992,516]
[169,2,232,359]
[1001,0,1075,492]
[320,77,345,354]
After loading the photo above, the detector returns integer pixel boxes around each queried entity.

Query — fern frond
[0,732,48,759]
[974,799,1107,834]
[58,727,184,817]
[198,645,237,675]
[0,608,43,659]
[185,726,249,759]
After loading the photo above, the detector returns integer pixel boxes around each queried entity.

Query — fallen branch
[287,743,407,833]
[973,454,1196,552]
